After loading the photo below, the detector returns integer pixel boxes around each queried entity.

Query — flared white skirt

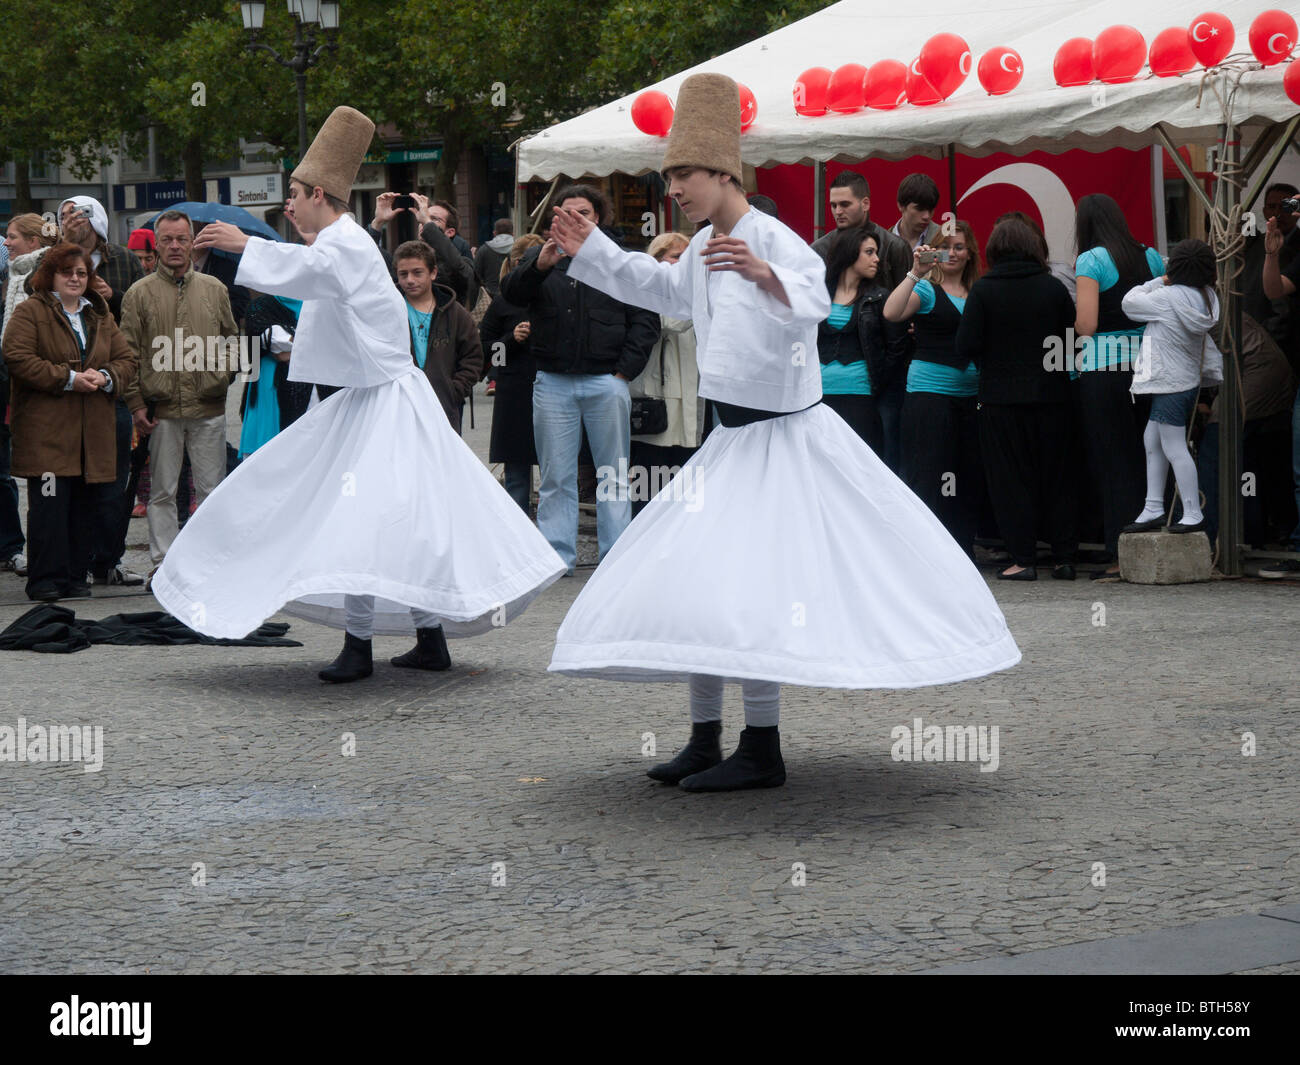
[549,402,1020,688]
[152,369,566,639]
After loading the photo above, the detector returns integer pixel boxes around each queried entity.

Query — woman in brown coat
[2,243,137,601]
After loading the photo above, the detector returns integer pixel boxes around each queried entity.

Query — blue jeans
[503,463,531,513]
[1291,390,1300,549]
[533,371,631,571]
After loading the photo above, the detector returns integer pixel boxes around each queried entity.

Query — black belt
[713,399,820,428]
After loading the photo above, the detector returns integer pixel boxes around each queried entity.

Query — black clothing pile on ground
[0,605,301,654]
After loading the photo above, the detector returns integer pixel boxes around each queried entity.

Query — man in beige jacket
[121,210,239,567]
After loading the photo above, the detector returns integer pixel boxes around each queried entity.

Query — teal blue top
[905,280,978,397]
[406,302,432,369]
[821,302,870,395]
[237,354,282,459]
[1075,245,1166,372]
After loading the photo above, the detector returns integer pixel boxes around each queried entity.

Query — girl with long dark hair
[818,226,908,452]
[1073,193,1166,576]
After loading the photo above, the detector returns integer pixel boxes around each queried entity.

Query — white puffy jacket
[1122,276,1222,394]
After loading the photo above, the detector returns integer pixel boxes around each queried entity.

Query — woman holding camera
[818,226,909,452]
[2,243,137,600]
[885,221,983,555]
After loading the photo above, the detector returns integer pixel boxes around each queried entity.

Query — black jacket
[812,221,913,295]
[817,282,909,395]
[479,294,533,382]
[500,233,659,379]
[955,256,1075,405]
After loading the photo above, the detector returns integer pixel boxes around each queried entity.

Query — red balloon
[828,63,868,113]
[906,58,943,106]
[630,91,673,137]
[978,47,1023,95]
[1094,26,1146,84]
[1149,27,1198,76]
[1187,12,1235,68]
[1286,57,1300,105]
[918,32,973,99]
[1249,10,1297,67]
[737,83,757,131]
[794,66,831,117]
[1054,37,1095,86]
[864,60,909,110]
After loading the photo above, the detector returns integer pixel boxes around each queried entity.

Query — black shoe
[319,632,373,683]
[64,581,91,598]
[27,584,61,602]
[1122,516,1166,533]
[1051,564,1076,580]
[390,625,452,670]
[1169,519,1206,534]
[647,721,722,784]
[679,725,786,792]
[1090,568,1121,581]
[997,566,1037,581]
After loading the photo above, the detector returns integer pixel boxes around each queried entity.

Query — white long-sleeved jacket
[236,213,410,388]
[567,207,830,412]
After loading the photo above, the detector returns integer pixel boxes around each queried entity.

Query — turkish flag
[756,147,1155,263]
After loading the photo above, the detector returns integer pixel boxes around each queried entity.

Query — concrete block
[1118,530,1212,584]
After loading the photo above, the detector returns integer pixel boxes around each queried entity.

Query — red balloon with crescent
[1285,57,1300,105]
[631,90,673,136]
[978,47,1024,95]
[864,60,909,110]
[1149,27,1198,76]
[918,32,973,99]
[793,67,831,117]
[1093,26,1146,84]
[738,83,757,131]
[1187,12,1235,68]
[905,57,943,106]
[1054,37,1096,87]
[1248,10,1297,67]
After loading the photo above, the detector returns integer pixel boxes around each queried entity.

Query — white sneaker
[106,565,145,586]
[1258,558,1300,579]
[4,552,25,576]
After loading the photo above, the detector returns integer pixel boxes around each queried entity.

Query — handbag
[629,343,669,435]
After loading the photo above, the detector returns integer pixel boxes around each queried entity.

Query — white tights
[1136,420,1203,525]
[689,675,781,728]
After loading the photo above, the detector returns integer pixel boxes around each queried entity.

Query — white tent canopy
[518,0,1298,181]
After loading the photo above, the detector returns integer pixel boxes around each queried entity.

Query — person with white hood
[166,106,566,683]
[1121,239,1223,535]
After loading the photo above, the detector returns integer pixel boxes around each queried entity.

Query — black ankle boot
[319,632,373,683]
[647,721,722,784]
[390,626,451,670]
[679,725,786,791]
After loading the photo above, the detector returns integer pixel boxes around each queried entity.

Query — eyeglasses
[57,270,89,279]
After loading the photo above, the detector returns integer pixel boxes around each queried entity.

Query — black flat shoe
[1168,520,1206,534]
[63,581,91,598]
[647,721,722,784]
[27,584,61,602]
[1091,568,1121,581]
[1051,564,1076,580]
[997,567,1037,581]
[1122,517,1166,533]
[319,632,373,683]
[390,626,451,670]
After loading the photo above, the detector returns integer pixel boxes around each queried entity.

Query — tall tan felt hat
[292,105,376,202]
[661,74,743,185]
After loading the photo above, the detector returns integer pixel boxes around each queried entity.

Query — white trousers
[147,414,226,562]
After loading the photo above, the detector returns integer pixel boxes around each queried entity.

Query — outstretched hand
[193,221,248,254]
[550,204,596,258]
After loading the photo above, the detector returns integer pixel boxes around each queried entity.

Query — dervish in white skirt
[547,75,1021,791]
[154,106,566,681]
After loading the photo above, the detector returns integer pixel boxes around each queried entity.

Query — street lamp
[241,0,342,161]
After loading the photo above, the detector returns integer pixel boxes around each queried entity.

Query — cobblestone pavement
[0,385,1296,973]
